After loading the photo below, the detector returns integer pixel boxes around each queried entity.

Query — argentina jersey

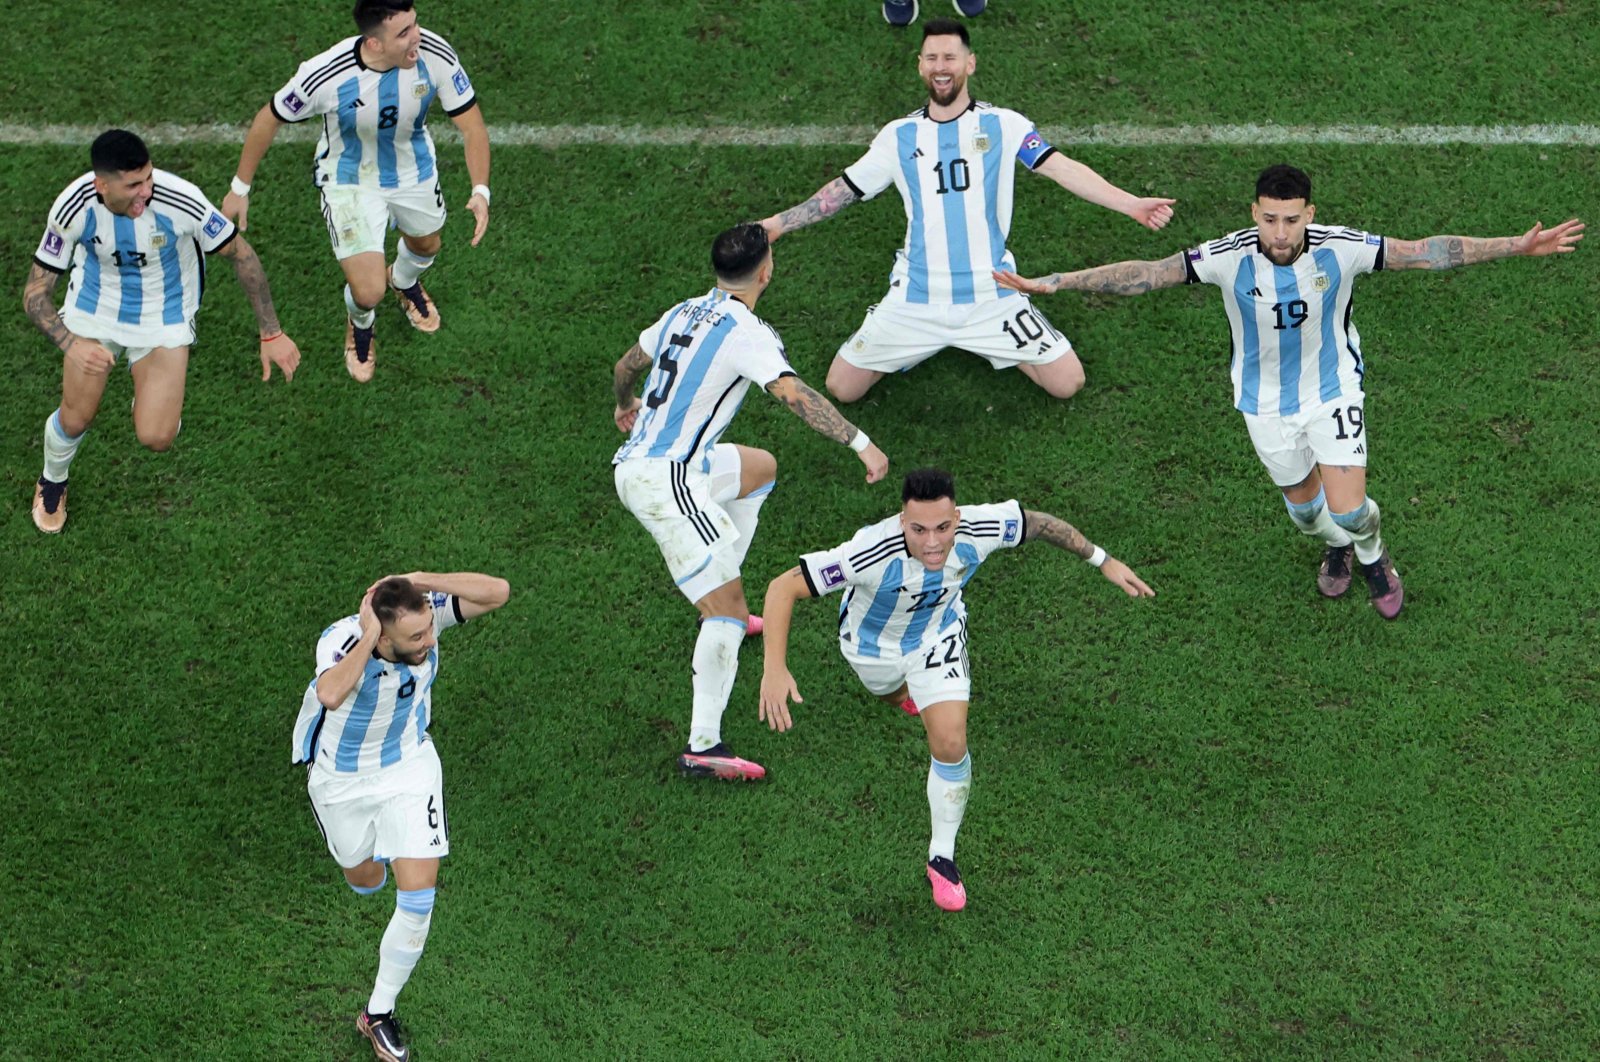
[271,29,476,189]
[843,101,1057,305]
[613,289,796,471]
[34,170,236,338]
[799,501,1025,659]
[1185,225,1386,416]
[292,592,465,775]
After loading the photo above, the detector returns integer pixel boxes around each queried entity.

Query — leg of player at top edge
[759,468,1153,910]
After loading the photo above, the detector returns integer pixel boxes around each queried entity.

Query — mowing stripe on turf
[2,122,1599,148]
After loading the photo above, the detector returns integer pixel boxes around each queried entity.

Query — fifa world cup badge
[971,131,991,153]
[1312,273,1331,292]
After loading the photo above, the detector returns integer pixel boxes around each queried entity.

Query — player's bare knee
[404,232,442,257]
[344,861,387,894]
[1040,359,1086,399]
[137,424,179,452]
[825,365,865,404]
[350,277,386,308]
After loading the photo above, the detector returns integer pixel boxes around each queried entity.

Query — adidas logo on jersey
[1246,287,1263,297]
[348,97,366,108]
[909,148,924,159]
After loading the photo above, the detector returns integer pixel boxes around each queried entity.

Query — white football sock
[368,887,434,1015]
[42,409,85,482]
[927,752,971,861]
[345,284,376,329]
[1283,487,1351,547]
[688,617,745,751]
[391,242,436,290]
[1331,497,1384,566]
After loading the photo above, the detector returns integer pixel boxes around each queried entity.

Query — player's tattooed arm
[1021,509,1095,559]
[995,252,1187,298]
[216,235,283,336]
[766,375,857,444]
[22,263,72,353]
[1385,219,1585,270]
[763,177,861,239]
[613,343,652,405]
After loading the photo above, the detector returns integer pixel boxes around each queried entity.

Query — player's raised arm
[1382,218,1584,271]
[1021,508,1155,597]
[396,571,511,620]
[994,251,1189,298]
[1032,153,1176,231]
[612,342,651,433]
[213,233,300,382]
[316,589,383,708]
[759,177,863,243]
[222,105,285,231]
[758,567,815,732]
[765,375,889,482]
[449,103,492,246]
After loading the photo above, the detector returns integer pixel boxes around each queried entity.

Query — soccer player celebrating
[25,129,300,534]
[292,571,510,1062]
[759,18,1174,404]
[222,0,490,382]
[996,164,1584,618]
[614,223,890,783]
[758,468,1154,911]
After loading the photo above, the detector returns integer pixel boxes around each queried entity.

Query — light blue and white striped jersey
[798,501,1025,659]
[271,29,476,190]
[34,170,236,339]
[613,288,796,471]
[291,592,465,776]
[843,101,1056,306]
[1185,225,1387,416]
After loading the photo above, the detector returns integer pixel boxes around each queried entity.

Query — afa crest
[1312,273,1331,292]
[971,131,992,153]
[412,80,431,99]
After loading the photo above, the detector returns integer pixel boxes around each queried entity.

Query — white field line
[1,121,1599,148]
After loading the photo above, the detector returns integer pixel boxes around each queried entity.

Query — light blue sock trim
[1329,500,1370,530]
[1284,486,1326,520]
[931,753,971,783]
[674,555,714,586]
[703,616,748,631]
[396,887,436,916]
[349,867,387,895]
[744,480,777,499]
[48,409,85,444]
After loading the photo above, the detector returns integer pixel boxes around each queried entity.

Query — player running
[614,223,889,783]
[222,0,490,382]
[292,571,510,1062]
[758,468,1154,911]
[25,129,300,534]
[996,163,1584,618]
[759,18,1174,404]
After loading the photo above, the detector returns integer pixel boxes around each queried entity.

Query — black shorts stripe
[308,788,330,842]
[670,462,717,545]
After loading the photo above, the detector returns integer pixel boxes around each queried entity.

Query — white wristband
[471,184,491,204]
[1087,545,1107,568]
[230,176,251,197]
[848,430,870,453]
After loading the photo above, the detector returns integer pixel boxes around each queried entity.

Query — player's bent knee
[1036,359,1086,399]
[348,866,388,895]
[137,426,179,452]
[350,279,387,309]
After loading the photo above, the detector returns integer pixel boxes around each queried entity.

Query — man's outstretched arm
[1033,153,1176,231]
[994,251,1189,297]
[1021,508,1155,598]
[765,375,888,483]
[1383,218,1583,270]
[760,177,862,243]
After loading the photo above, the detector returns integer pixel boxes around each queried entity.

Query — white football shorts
[837,295,1073,374]
[319,181,446,260]
[844,618,971,709]
[614,444,744,603]
[307,740,450,868]
[61,308,194,368]
[1243,394,1370,487]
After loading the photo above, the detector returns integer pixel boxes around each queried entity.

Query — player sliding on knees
[759,468,1153,912]
[292,571,510,1062]
[25,129,300,534]
[997,163,1583,619]
[614,223,889,784]
[223,0,491,382]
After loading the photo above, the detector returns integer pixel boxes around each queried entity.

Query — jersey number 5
[645,333,692,409]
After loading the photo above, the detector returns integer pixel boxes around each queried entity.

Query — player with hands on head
[759,18,1174,405]
[25,128,299,534]
[759,468,1153,912]
[222,0,490,382]
[292,571,510,1062]
[996,163,1583,619]
[614,222,888,785]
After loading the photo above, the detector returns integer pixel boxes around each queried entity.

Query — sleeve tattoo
[23,263,72,353]
[1058,253,1187,295]
[1022,509,1094,559]
[222,240,282,334]
[613,343,652,405]
[773,177,861,235]
[1385,235,1518,270]
[768,377,856,444]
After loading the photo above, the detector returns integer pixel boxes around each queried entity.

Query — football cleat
[345,319,377,383]
[31,478,67,534]
[1361,551,1405,620]
[1317,544,1354,598]
[882,0,918,26]
[389,267,440,334]
[356,1008,409,1062]
[677,743,766,781]
[953,0,987,13]
[926,855,967,911]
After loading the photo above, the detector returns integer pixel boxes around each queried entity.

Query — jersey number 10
[932,158,971,195]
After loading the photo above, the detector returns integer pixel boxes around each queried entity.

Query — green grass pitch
[2,2,1597,1058]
